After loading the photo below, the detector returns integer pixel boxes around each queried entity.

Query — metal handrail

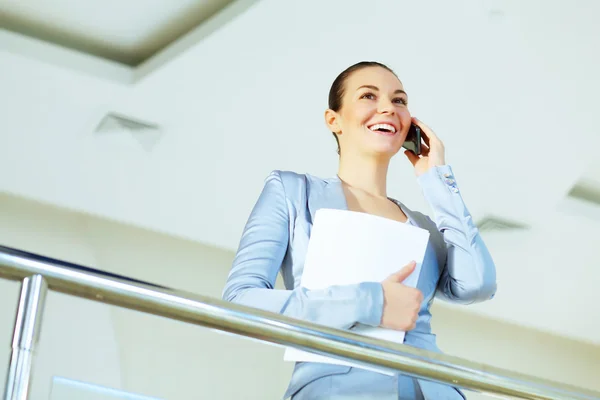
[1,244,598,400]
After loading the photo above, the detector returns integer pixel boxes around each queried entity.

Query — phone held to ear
[402,123,422,155]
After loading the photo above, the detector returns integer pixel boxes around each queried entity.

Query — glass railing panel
[107,306,294,400]
[50,377,162,400]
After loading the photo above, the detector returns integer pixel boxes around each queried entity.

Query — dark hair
[328,61,398,154]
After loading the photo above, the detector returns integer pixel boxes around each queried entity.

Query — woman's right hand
[380,261,423,331]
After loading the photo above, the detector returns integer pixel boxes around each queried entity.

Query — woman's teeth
[368,124,396,134]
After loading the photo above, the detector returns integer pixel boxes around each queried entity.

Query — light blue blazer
[222,165,497,399]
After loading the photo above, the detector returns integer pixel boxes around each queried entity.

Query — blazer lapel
[390,198,423,228]
[307,177,423,230]
[307,176,348,225]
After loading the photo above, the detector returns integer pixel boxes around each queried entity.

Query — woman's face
[327,67,412,158]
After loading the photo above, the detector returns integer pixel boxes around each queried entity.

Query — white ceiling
[0,0,236,65]
[1,0,600,346]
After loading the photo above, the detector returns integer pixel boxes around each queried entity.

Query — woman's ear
[324,109,341,134]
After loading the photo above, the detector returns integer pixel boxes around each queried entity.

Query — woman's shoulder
[267,169,333,190]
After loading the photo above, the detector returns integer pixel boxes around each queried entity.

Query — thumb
[386,261,416,283]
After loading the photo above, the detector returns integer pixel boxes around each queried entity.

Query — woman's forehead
[346,67,404,92]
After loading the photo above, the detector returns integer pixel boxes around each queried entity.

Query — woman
[222,61,497,399]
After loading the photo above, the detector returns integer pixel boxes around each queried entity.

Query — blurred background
[0,0,599,398]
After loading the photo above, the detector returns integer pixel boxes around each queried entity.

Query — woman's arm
[418,165,497,304]
[222,170,383,329]
[405,117,497,305]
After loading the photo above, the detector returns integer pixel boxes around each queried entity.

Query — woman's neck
[337,152,390,198]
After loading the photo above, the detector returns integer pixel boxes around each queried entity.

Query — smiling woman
[327,62,409,156]
[222,61,497,400]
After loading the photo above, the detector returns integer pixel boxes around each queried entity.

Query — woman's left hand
[404,117,446,177]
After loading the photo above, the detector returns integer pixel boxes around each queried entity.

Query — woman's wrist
[417,165,460,196]
[355,282,384,326]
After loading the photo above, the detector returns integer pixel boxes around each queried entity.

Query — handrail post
[4,275,47,400]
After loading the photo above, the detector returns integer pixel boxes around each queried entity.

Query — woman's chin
[364,144,401,158]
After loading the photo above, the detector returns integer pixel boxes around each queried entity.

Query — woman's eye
[360,93,376,100]
[393,97,408,105]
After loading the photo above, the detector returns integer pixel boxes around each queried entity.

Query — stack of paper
[283,208,430,373]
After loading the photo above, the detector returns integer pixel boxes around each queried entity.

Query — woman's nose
[377,99,395,114]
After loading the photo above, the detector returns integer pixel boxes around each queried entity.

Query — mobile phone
[402,123,422,155]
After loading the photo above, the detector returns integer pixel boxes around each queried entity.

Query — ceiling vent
[94,112,162,152]
[476,215,529,233]
[557,179,600,221]
[566,181,600,206]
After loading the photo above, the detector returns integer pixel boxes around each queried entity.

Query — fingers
[386,261,416,282]
[412,117,437,140]
[412,117,443,148]
[414,288,424,304]
[422,131,430,147]
[404,142,429,165]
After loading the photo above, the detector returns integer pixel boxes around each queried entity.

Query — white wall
[1,192,599,400]
[81,213,293,400]
[0,193,122,400]
[0,192,292,400]
[431,304,600,398]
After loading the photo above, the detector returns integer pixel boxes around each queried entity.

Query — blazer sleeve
[222,170,383,329]
[417,165,497,304]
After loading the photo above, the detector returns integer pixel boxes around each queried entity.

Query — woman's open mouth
[367,123,397,136]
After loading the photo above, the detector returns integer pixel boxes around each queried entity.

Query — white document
[283,208,430,374]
